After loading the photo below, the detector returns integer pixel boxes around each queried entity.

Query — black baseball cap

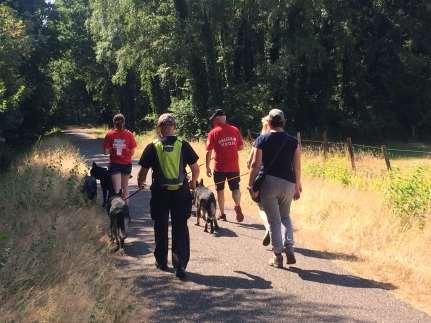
[209,109,226,121]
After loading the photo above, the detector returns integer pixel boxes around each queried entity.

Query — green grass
[302,150,431,229]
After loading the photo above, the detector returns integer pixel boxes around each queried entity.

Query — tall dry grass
[0,137,132,322]
[88,127,431,314]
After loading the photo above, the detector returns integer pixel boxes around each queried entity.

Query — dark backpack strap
[264,135,288,174]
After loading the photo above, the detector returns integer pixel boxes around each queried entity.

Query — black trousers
[150,187,192,269]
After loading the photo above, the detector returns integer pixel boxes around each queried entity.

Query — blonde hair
[261,116,270,134]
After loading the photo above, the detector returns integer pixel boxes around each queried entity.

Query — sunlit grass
[0,137,132,321]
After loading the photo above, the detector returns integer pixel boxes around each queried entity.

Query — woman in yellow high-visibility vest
[137,113,200,279]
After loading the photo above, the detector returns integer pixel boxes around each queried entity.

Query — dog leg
[204,221,208,233]
[210,220,214,234]
[195,207,201,226]
[214,217,219,231]
[102,189,107,207]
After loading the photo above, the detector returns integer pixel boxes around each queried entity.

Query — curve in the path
[65,129,430,323]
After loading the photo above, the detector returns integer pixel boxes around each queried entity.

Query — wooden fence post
[381,145,391,171]
[297,131,301,147]
[346,137,356,171]
[322,130,328,160]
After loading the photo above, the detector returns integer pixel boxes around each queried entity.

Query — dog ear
[199,178,204,186]
[92,161,96,167]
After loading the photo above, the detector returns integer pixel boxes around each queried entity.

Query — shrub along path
[65,128,430,323]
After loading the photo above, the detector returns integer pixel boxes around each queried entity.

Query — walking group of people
[102,108,301,279]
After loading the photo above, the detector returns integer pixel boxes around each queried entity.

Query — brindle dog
[193,179,219,234]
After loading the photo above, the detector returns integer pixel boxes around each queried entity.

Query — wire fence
[246,129,431,172]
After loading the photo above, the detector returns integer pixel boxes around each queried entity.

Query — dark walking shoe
[285,245,296,265]
[217,214,227,221]
[155,262,168,271]
[262,230,270,246]
[175,267,186,280]
[234,205,244,222]
[269,254,283,268]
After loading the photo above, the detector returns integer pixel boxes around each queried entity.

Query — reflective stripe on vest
[153,139,184,190]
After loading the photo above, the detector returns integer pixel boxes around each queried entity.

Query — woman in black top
[248,109,302,268]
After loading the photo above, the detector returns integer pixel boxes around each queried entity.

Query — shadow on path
[288,267,395,290]
[134,271,365,323]
[294,247,359,262]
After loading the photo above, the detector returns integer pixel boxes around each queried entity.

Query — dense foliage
[1,0,430,140]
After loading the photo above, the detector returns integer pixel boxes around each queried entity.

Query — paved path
[65,129,430,323]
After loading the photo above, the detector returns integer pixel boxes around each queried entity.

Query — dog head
[108,191,127,217]
[90,162,108,179]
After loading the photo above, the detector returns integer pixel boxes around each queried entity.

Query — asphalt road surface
[65,128,430,323]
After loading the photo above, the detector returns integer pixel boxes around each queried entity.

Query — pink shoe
[234,205,244,222]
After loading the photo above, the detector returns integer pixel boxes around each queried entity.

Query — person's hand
[138,181,147,190]
[294,182,302,200]
[206,166,212,177]
[247,186,259,202]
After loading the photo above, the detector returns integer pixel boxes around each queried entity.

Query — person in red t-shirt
[103,113,137,200]
[206,109,244,222]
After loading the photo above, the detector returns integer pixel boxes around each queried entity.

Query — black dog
[82,175,97,200]
[90,162,113,206]
[107,192,130,252]
[193,179,219,233]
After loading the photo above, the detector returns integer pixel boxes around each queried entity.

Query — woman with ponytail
[103,113,137,200]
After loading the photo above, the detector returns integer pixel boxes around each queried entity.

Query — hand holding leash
[206,166,212,178]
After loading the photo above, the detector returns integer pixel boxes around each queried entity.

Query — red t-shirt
[206,123,244,172]
[103,129,137,165]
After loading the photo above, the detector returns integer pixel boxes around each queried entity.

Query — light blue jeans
[259,175,295,254]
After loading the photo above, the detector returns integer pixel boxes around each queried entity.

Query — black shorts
[109,163,132,175]
[213,171,240,192]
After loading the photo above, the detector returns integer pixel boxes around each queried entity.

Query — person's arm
[206,150,212,177]
[189,162,200,190]
[137,167,149,189]
[246,149,254,169]
[205,132,214,177]
[248,147,262,192]
[293,145,302,200]
[130,132,137,158]
[137,143,154,189]
[237,130,244,151]
[103,133,111,155]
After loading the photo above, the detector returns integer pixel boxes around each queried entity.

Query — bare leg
[111,173,121,194]
[232,189,241,207]
[121,174,130,200]
[217,189,225,216]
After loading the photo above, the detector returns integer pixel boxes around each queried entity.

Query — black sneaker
[285,245,296,265]
[217,214,227,221]
[262,230,270,246]
[175,267,186,280]
[155,262,168,271]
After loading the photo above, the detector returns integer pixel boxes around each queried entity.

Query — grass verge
[0,137,132,322]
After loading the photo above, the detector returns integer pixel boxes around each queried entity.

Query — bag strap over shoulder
[265,134,288,173]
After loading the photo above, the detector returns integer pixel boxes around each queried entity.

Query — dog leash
[206,172,250,189]
[125,187,144,201]
[185,158,214,176]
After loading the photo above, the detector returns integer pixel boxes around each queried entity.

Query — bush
[169,98,207,139]
[385,167,431,229]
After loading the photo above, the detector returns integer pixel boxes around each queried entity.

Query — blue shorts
[109,163,132,175]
